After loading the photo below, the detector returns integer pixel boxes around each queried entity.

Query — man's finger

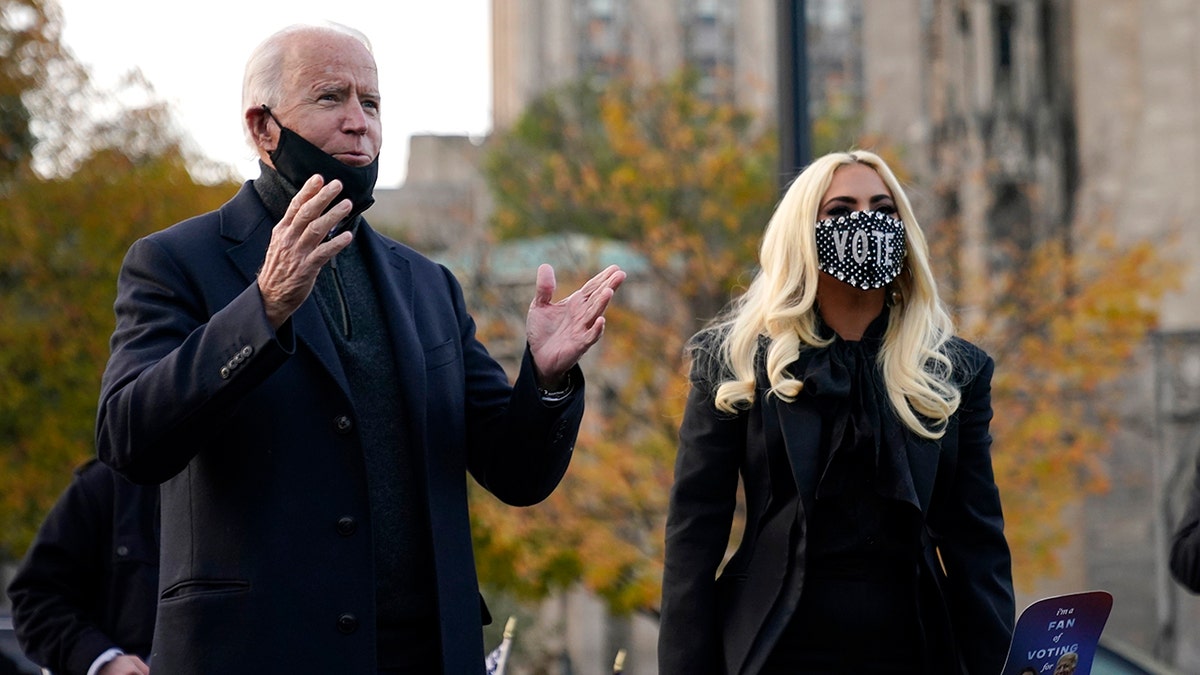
[575,264,621,297]
[299,198,352,245]
[571,266,626,308]
[532,263,556,308]
[293,179,346,228]
[586,286,616,315]
[310,229,354,266]
[282,174,326,223]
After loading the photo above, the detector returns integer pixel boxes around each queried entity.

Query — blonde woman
[659,150,1014,675]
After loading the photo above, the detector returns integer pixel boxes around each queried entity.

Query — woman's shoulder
[946,335,989,359]
[687,326,771,363]
[944,335,994,383]
[686,327,731,383]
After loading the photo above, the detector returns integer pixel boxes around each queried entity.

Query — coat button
[336,516,357,536]
[240,345,253,358]
[333,415,353,434]
[337,613,358,634]
[219,366,231,379]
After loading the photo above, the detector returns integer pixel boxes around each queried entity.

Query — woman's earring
[888,288,902,306]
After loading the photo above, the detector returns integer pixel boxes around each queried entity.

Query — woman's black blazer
[659,337,1014,675]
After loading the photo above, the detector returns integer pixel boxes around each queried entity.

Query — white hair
[240,22,373,147]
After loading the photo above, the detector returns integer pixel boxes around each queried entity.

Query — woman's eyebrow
[820,195,857,209]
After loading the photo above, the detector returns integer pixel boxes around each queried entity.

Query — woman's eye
[875,204,898,215]
[824,206,851,217]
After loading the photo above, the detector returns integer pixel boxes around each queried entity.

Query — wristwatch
[538,373,574,402]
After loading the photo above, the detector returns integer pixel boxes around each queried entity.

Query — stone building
[861,0,1077,318]
[373,0,1200,671]
[491,0,776,132]
[368,134,492,256]
[856,0,1200,669]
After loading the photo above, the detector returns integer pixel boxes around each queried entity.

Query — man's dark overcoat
[97,183,584,674]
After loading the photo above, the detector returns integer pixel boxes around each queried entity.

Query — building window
[994,2,1016,89]
[683,0,733,102]
[578,0,625,79]
[1039,0,1057,102]
[589,0,615,19]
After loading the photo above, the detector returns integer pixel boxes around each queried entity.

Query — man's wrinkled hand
[99,653,150,675]
[258,174,354,329]
[526,263,625,388]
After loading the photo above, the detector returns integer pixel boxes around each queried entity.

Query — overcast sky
[54,0,493,187]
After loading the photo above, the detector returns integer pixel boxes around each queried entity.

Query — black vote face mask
[262,105,378,232]
[814,209,907,290]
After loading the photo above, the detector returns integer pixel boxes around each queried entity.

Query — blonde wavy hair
[705,150,960,439]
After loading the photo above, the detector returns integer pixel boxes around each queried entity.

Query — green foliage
[811,97,863,158]
[479,71,1181,609]
[0,0,66,179]
[0,1,239,560]
[966,234,1180,586]
[0,143,235,562]
[485,71,778,321]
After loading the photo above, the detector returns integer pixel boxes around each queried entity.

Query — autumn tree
[955,232,1179,586]
[473,72,778,614]
[475,71,1176,617]
[0,0,61,178]
[0,0,238,562]
[487,73,777,323]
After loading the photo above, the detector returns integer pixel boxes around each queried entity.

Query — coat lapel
[726,358,822,675]
[907,433,941,513]
[770,396,823,513]
[356,224,425,432]
[763,350,825,512]
[218,183,351,396]
[291,302,352,395]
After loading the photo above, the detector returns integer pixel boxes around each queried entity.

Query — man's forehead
[301,61,378,84]
[281,33,376,71]
[282,46,378,91]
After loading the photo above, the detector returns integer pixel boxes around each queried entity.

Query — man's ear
[245,105,276,153]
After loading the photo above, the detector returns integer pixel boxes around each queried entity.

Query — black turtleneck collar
[252,161,363,234]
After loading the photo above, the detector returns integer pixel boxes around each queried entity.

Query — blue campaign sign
[1001,590,1113,675]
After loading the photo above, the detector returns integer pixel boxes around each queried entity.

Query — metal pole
[776,0,810,188]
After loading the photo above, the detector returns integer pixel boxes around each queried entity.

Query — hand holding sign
[1001,590,1113,674]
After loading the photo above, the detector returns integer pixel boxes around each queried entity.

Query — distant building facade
[860,0,1077,318]
[369,134,491,255]
[371,0,1200,671]
[491,0,776,132]
[856,1,1200,669]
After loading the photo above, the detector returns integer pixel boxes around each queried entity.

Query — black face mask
[262,105,378,233]
[814,209,907,290]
